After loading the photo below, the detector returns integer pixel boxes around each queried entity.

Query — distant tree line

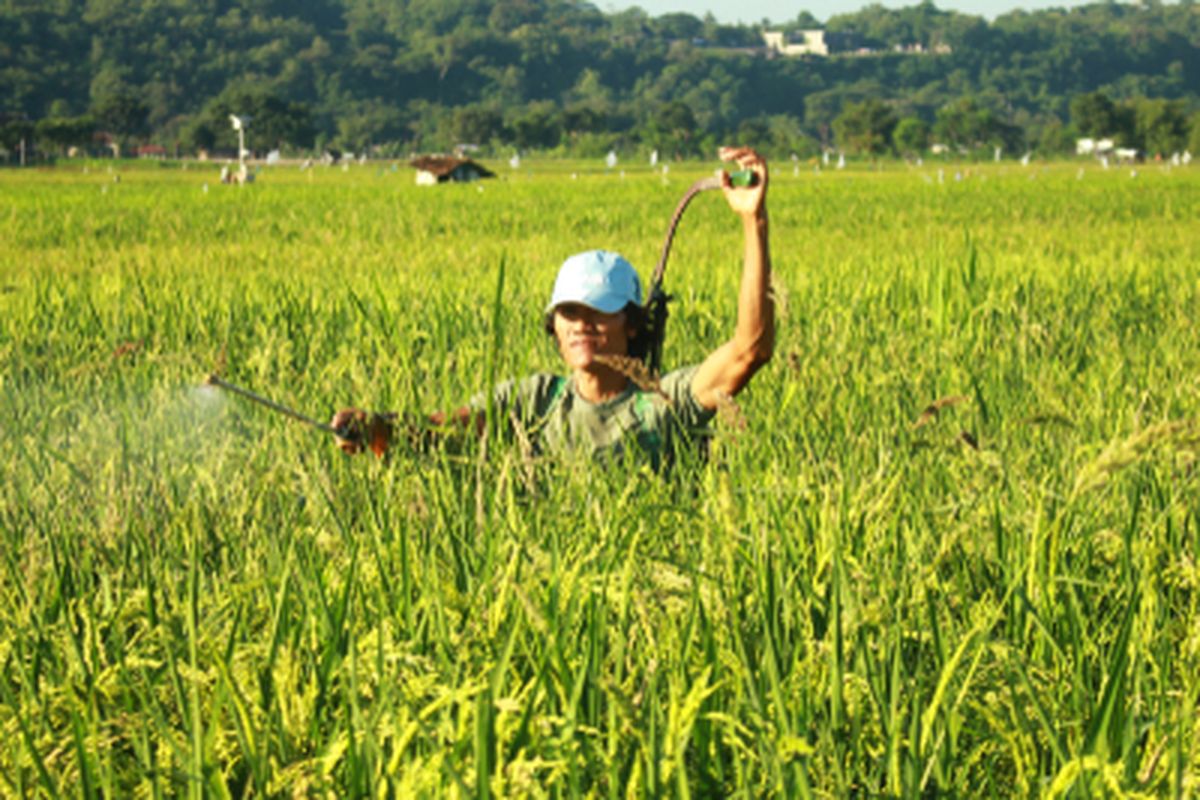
[832,91,1197,159]
[2,0,1199,161]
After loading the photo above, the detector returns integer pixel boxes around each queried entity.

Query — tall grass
[1,158,1198,796]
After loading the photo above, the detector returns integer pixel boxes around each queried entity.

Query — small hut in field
[410,155,495,185]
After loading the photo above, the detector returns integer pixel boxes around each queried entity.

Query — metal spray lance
[204,372,341,434]
[205,373,394,455]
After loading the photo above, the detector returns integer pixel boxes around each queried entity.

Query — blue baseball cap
[546,250,643,314]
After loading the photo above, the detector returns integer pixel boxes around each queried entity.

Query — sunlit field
[2,156,1199,797]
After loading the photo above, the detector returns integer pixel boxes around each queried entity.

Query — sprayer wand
[643,167,756,374]
[205,372,343,436]
[205,372,395,455]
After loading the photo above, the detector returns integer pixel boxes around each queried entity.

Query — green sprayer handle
[727,168,757,188]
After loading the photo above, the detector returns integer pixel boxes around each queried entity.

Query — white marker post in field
[229,115,249,165]
[230,114,252,184]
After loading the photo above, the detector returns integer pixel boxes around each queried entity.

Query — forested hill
[2,0,1199,158]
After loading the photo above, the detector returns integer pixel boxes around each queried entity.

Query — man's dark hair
[544,302,649,360]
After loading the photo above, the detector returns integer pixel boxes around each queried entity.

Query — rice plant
[1,158,1198,797]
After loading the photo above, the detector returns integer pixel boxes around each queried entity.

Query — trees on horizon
[2,0,1198,160]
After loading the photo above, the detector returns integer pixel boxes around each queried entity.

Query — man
[334,146,773,467]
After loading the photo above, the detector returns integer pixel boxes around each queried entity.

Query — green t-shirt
[472,365,715,468]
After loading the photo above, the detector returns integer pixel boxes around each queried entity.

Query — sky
[606,0,1098,23]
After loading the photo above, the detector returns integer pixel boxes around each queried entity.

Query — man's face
[552,303,635,370]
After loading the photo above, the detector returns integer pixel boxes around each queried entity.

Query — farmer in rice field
[333,146,773,468]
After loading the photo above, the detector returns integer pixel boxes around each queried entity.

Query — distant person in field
[333,146,773,468]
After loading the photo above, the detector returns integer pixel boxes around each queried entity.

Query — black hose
[643,175,723,374]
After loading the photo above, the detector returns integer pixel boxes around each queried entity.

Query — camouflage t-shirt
[471,365,715,468]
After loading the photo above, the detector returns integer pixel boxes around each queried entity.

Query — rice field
[1,157,1199,797]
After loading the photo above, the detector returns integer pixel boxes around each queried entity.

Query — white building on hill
[763,30,829,56]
